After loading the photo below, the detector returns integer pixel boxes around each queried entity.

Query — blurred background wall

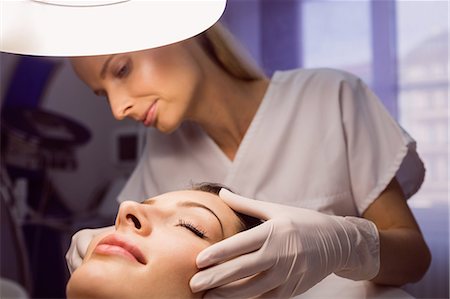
[1,0,448,298]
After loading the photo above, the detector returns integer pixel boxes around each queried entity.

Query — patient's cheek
[153,241,207,298]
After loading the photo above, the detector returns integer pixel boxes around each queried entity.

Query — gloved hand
[190,189,380,298]
[65,226,114,274]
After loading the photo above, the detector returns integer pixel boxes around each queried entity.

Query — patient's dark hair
[190,182,262,232]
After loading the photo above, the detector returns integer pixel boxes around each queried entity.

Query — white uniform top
[118,68,425,217]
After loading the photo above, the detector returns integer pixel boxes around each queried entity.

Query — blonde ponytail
[199,22,266,81]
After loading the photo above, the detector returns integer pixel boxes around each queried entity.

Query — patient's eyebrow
[141,198,224,239]
[177,201,224,239]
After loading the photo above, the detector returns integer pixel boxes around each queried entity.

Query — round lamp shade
[0,0,226,56]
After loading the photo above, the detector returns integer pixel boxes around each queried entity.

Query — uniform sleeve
[339,72,425,215]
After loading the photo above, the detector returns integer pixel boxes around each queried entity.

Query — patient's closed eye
[177,219,206,239]
[127,214,141,229]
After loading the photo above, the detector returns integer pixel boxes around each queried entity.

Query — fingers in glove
[203,268,288,299]
[219,189,283,219]
[66,232,85,274]
[191,249,273,293]
[65,249,82,274]
[196,221,273,268]
[65,226,114,274]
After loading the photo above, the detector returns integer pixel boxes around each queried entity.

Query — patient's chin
[66,273,99,299]
[66,255,202,299]
[66,262,124,299]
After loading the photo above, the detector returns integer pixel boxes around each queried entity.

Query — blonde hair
[198,22,266,81]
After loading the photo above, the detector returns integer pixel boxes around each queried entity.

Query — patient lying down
[66,183,260,299]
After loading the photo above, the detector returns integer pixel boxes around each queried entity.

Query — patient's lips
[95,234,147,265]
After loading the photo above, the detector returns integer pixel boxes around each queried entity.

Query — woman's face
[70,40,205,133]
[66,190,242,299]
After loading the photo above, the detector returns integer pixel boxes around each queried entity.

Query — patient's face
[66,190,242,299]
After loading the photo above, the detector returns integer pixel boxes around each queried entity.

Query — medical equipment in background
[1,55,91,218]
[93,125,146,218]
[0,55,91,298]
[2,107,91,171]
[0,0,226,296]
[111,125,146,171]
[0,166,32,297]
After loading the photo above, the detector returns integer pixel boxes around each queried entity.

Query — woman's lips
[143,100,158,127]
[94,234,147,265]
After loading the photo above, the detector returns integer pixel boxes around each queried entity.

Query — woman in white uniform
[1,1,430,297]
[67,22,430,298]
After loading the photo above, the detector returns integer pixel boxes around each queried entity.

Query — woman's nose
[108,95,134,120]
[116,201,151,236]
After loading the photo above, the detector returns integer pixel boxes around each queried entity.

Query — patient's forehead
[152,190,220,204]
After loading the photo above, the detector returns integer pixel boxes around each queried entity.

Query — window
[397,0,448,207]
[299,1,449,297]
[396,1,449,298]
[301,0,372,83]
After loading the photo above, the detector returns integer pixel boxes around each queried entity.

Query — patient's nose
[116,201,151,235]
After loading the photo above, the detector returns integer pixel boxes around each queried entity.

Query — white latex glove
[190,189,380,298]
[65,226,114,274]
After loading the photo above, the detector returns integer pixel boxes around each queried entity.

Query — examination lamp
[0,0,227,56]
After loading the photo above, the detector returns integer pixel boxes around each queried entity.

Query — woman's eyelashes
[114,60,131,79]
[177,219,207,239]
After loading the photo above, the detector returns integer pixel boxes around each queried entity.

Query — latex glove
[190,189,380,298]
[65,226,114,274]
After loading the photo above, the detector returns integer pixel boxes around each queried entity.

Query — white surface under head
[0,0,226,56]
